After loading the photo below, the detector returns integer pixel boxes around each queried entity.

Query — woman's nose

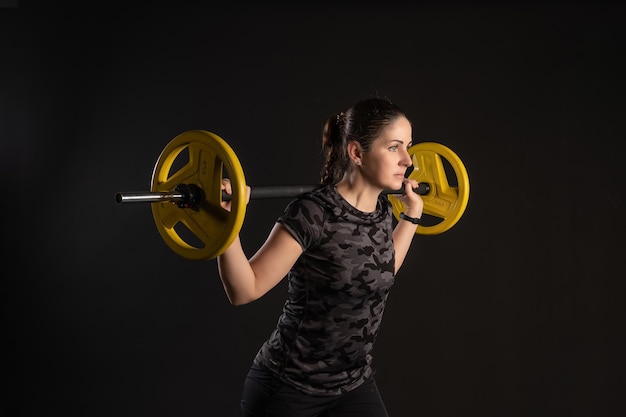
[400,149,412,166]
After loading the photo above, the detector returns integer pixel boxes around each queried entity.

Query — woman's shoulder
[298,184,339,208]
[282,185,335,217]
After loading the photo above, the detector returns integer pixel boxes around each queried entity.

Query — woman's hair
[320,96,408,185]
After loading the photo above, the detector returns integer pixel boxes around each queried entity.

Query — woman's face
[361,116,413,191]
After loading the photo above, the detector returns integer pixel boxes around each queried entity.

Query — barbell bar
[115,130,469,261]
[116,183,431,205]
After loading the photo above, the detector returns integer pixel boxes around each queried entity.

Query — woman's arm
[216,178,302,305]
[392,179,424,273]
[217,223,302,305]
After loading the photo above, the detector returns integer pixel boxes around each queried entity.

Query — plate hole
[174,221,205,249]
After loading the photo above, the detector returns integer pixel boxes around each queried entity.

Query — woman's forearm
[393,207,421,273]
[217,236,258,306]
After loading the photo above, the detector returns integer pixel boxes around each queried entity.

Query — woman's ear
[347,141,362,165]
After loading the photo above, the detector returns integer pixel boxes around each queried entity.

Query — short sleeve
[277,197,325,251]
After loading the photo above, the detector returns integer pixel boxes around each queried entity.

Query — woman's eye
[389,146,398,151]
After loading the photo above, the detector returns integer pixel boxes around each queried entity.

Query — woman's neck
[335,176,381,213]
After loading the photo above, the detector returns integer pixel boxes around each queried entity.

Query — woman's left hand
[398,178,424,218]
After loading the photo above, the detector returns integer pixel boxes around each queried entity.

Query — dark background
[2,1,625,416]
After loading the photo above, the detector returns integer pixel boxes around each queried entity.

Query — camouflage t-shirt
[253,184,396,396]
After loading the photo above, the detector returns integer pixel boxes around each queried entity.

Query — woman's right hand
[220,178,251,211]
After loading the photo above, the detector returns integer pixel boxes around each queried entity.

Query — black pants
[240,364,389,417]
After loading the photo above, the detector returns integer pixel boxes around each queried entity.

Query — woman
[218,96,424,416]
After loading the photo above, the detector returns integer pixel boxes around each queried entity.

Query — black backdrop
[2,1,625,416]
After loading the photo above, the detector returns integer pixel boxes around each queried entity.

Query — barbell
[116,130,470,261]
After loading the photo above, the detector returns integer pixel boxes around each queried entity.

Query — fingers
[402,178,420,198]
[400,178,424,212]
[221,178,252,210]
[221,178,232,194]
[221,178,233,211]
[403,178,418,192]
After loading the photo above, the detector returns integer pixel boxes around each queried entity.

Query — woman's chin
[382,183,403,192]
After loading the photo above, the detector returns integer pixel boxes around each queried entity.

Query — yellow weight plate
[150,130,247,260]
[388,142,470,235]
